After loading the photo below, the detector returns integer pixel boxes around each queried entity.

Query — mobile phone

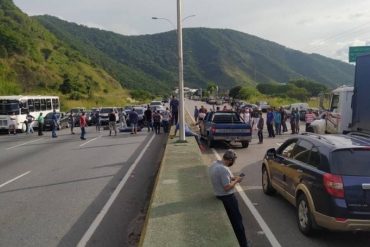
[239,173,245,177]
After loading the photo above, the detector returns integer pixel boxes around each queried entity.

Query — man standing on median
[209,149,249,247]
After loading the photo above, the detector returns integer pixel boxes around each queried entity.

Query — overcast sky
[14,0,370,62]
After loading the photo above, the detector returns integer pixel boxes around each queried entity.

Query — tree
[59,75,72,94]
[207,82,218,96]
[229,85,242,99]
[287,86,309,101]
[239,86,259,101]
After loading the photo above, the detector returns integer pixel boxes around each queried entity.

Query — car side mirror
[266,148,276,159]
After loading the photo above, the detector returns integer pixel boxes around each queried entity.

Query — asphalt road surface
[0,126,167,247]
[185,99,370,247]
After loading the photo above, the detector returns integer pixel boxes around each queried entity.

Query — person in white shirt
[161,108,171,133]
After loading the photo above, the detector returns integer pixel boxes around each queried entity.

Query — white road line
[6,138,43,150]
[79,136,101,147]
[212,149,281,247]
[77,133,156,247]
[0,171,31,189]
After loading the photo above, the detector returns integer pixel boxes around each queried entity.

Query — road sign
[349,46,370,63]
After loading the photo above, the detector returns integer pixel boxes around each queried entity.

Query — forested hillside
[0,0,129,109]
[36,15,355,91]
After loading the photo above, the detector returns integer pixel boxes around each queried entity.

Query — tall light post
[152,7,195,142]
[177,0,186,142]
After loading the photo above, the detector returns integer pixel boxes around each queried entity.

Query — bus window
[34,99,41,111]
[52,98,59,110]
[28,99,34,112]
[20,100,28,114]
[41,99,46,111]
[46,99,52,110]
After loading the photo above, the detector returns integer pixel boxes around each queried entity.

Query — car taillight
[323,173,344,198]
[211,127,217,135]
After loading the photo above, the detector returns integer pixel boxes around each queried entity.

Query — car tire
[297,194,314,236]
[241,141,249,148]
[262,166,275,195]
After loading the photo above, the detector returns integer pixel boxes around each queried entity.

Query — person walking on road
[257,112,264,144]
[8,112,17,135]
[129,108,139,134]
[305,109,315,132]
[273,108,281,135]
[69,110,75,135]
[152,110,162,134]
[290,110,296,134]
[51,110,58,138]
[144,106,153,132]
[294,108,300,134]
[266,108,275,138]
[194,106,199,122]
[80,112,87,140]
[170,95,179,125]
[108,109,117,136]
[26,112,35,134]
[95,110,101,132]
[162,107,171,133]
[37,112,44,136]
[209,149,250,247]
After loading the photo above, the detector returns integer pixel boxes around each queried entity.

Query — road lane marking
[0,171,31,189]
[6,138,43,150]
[77,133,156,247]
[79,136,101,147]
[212,149,282,247]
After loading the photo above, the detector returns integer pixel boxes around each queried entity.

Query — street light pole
[177,0,186,142]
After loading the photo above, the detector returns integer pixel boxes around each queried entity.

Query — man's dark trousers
[217,194,248,247]
[172,111,178,125]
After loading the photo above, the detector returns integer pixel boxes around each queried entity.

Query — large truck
[309,54,370,134]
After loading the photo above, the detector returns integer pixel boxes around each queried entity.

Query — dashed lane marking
[6,138,43,150]
[0,171,31,189]
[77,133,156,247]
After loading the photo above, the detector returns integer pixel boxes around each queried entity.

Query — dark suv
[261,133,370,235]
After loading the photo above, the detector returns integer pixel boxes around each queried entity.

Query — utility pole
[177,0,186,142]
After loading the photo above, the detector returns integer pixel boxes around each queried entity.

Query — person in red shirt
[80,112,87,140]
[305,109,315,132]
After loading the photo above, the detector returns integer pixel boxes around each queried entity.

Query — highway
[0,127,167,247]
[185,99,370,247]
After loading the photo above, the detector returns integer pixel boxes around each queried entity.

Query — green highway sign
[349,46,370,63]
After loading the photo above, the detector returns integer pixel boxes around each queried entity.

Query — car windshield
[331,149,370,176]
[100,108,113,113]
[150,102,161,106]
[213,113,242,123]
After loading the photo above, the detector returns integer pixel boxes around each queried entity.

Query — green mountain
[36,15,354,92]
[0,0,128,109]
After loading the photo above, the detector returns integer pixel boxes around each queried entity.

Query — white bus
[0,95,60,132]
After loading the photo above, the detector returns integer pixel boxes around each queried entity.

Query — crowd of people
[192,102,317,145]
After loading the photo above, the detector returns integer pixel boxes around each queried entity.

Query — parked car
[99,107,119,125]
[150,101,163,108]
[240,103,260,112]
[261,133,370,235]
[44,112,69,131]
[257,101,270,112]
